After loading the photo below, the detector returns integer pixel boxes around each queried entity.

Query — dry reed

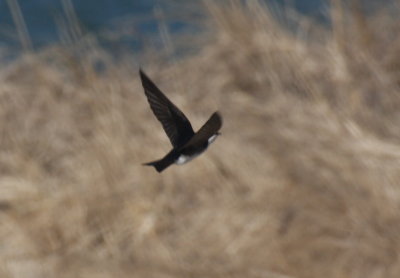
[0,1,400,277]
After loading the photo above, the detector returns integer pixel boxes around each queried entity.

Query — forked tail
[143,150,179,173]
[143,158,174,173]
[143,161,164,172]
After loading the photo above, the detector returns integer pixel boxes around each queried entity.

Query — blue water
[0,1,172,48]
[0,0,391,54]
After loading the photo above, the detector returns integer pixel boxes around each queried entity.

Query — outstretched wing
[183,112,222,148]
[139,69,195,148]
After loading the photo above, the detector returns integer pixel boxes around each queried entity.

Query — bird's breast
[207,134,218,144]
[175,153,201,165]
[174,133,219,165]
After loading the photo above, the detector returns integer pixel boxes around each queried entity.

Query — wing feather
[139,69,195,147]
[182,112,222,148]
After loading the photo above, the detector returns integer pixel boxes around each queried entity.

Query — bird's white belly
[208,134,218,144]
[175,133,219,165]
[175,153,201,165]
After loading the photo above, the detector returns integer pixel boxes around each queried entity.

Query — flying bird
[139,69,222,172]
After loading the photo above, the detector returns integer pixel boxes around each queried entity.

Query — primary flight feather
[139,69,222,172]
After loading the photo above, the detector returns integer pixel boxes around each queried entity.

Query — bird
[139,69,222,172]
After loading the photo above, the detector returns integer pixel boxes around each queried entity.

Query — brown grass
[1,1,400,277]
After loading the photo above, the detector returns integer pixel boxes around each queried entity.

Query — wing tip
[213,111,223,125]
[139,68,147,80]
[139,69,159,92]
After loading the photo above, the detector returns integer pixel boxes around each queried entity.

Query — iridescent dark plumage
[139,69,222,172]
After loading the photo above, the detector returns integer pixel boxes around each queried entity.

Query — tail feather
[143,150,178,173]
[143,158,174,173]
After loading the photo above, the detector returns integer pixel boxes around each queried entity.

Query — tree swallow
[139,69,222,172]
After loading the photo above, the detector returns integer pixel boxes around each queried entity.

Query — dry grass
[1,1,400,277]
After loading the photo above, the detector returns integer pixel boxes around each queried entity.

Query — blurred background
[0,0,400,277]
[0,0,394,56]
[1,0,328,51]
